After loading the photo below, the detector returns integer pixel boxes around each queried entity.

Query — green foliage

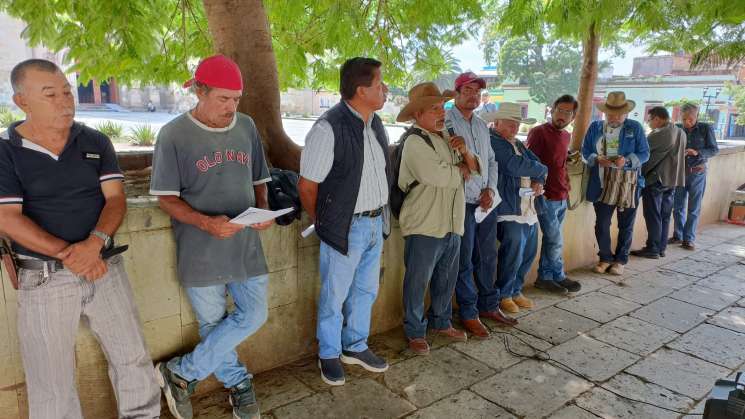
[0,106,22,129]
[128,124,157,146]
[0,0,483,90]
[95,120,124,140]
[663,98,703,108]
[725,83,745,126]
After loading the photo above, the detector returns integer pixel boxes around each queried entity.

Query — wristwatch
[90,230,112,249]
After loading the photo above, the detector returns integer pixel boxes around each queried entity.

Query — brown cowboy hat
[396,82,455,123]
[597,91,636,114]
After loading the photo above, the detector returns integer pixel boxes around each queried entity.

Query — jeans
[317,215,383,359]
[673,171,707,243]
[593,201,639,264]
[17,256,160,419]
[402,233,461,339]
[455,203,500,320]
[172,275,269,388]
[496,221,538,298]
[642,182,675,254]
[536,199,568,282]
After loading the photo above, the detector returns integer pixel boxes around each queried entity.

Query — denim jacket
[490,130,547,216]
[581,119,650,203]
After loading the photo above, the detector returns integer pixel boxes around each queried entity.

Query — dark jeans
[455,203,500,320]
[593,200,639,265]
[642,182,675,254]
[496,221,538,298]
[402,233,461,339]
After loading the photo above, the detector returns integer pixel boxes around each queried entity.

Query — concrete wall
[1,147,744,417]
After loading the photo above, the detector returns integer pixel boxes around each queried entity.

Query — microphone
[444,119,462,158]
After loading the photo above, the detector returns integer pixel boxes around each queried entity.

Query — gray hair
[680,103,699,115]
[190,80,213,95]
[10,59,62,94]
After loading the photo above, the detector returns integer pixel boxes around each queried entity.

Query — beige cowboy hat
[597,91,636,114]
[396,82,455,123]
[481,102,536,125]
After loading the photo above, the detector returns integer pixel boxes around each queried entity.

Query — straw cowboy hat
[597,91,636,114]
[481,102,536,125]
[396,82,455,123]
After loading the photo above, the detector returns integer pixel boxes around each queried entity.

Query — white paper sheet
[519,187,536,197]
[475,200,498,224]
[229,207,294,226]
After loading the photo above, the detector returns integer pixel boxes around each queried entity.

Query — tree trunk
[571,22,600,151]
[203,0,301,171]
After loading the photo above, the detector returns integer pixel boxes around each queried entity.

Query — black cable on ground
[486,328,704,417]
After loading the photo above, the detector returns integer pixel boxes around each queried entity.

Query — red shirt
[527,123,570,201]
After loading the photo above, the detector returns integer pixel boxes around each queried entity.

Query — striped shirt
[300,102,389,213]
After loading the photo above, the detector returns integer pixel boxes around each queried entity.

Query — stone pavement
[163,223,745,419]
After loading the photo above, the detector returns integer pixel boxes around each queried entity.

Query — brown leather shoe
[407,338,430,355]
[681,241,696,251]
[480,309,518,326]
[461,318,490,339]
[431,327,467,342]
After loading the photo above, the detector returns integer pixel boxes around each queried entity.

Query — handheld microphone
[444,119,462,158]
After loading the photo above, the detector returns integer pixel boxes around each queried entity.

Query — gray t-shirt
[150,111,271,287]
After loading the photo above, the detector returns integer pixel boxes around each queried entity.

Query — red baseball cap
[183,55,243,91]
[454,72,486,91]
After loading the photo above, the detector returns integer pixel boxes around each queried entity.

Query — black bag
[390,126,435,218]
[267,168,302,226]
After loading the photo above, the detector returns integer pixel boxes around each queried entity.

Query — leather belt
[356,207,383,218]
[16,245,129,272]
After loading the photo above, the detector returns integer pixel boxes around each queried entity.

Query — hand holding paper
[230,207,294,228]
[475,198,498,223]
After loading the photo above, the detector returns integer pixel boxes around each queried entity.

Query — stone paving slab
[690,233,730,247]
[515,306,600,345]
[253,369,314,412]
[625,254,673,273]
[451,335,523,372]
[662,258,724,278]
[688,249,744,266]
[547,335,640,381]
[575,387,682,419]
[470,359,592,418]
[667,323,745,369]
[632,269,698,289]
[405,390,515,419]
[570,276,616,296]
[272,378,416,419]
[556,292,641,323]
[738,297,745,307]
[698,224,745,239]
[383,347,494,408]
[717,262,745,280]
[588,316,679,356]
[599,276,677,305]
[625,348,731,399]
[668,284,740,311]
[707,306,745,334]
[697,273,745,297]
[602,373,695,412]
[630,297,714,333]
[711,242,745,257]
[546,405,600,419]
[514,289,568,317]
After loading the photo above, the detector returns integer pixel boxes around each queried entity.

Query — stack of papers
[230,207,294,225]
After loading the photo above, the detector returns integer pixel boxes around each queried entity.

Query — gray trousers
[17,255,160,419]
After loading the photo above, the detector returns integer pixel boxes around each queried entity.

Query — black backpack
[390,126,435,218]
[267,168,302,226]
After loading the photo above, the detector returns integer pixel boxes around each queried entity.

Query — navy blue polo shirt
[0,121,124,258]
[676,122,719,168]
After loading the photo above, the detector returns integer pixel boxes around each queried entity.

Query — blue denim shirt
[675,122,719,168]
[581,119,650,203]
[490,130,547,216]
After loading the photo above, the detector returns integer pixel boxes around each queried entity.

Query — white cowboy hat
[481,102,536,125]
[597,91,636,114]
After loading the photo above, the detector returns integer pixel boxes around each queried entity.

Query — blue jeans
[317,215,383,359]
[642,182,675,254]
[171,275,269,388]
[402,233,461,339]
[673,171,707,243]
[593,201,639,264]
[536,199,567,282]
[496,221,538,298]
[455,204,500,320]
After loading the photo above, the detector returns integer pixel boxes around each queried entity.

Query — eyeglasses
[553,108,574,117]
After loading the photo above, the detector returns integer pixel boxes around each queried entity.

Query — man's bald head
[11,59,63,94]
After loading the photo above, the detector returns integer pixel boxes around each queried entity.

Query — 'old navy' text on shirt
[195,149,251,172]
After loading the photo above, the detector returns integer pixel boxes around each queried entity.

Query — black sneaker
[660,251,666,258]
[557,278,582,293]
[318,357,345,386]
[229,379,260,419]
[156,361,197,419]
[340,349,389,373]
[630,248,660,259]
[533,278,568,294]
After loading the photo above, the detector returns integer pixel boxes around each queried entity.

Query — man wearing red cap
[150,54,273,419]
[446,72,517,339]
